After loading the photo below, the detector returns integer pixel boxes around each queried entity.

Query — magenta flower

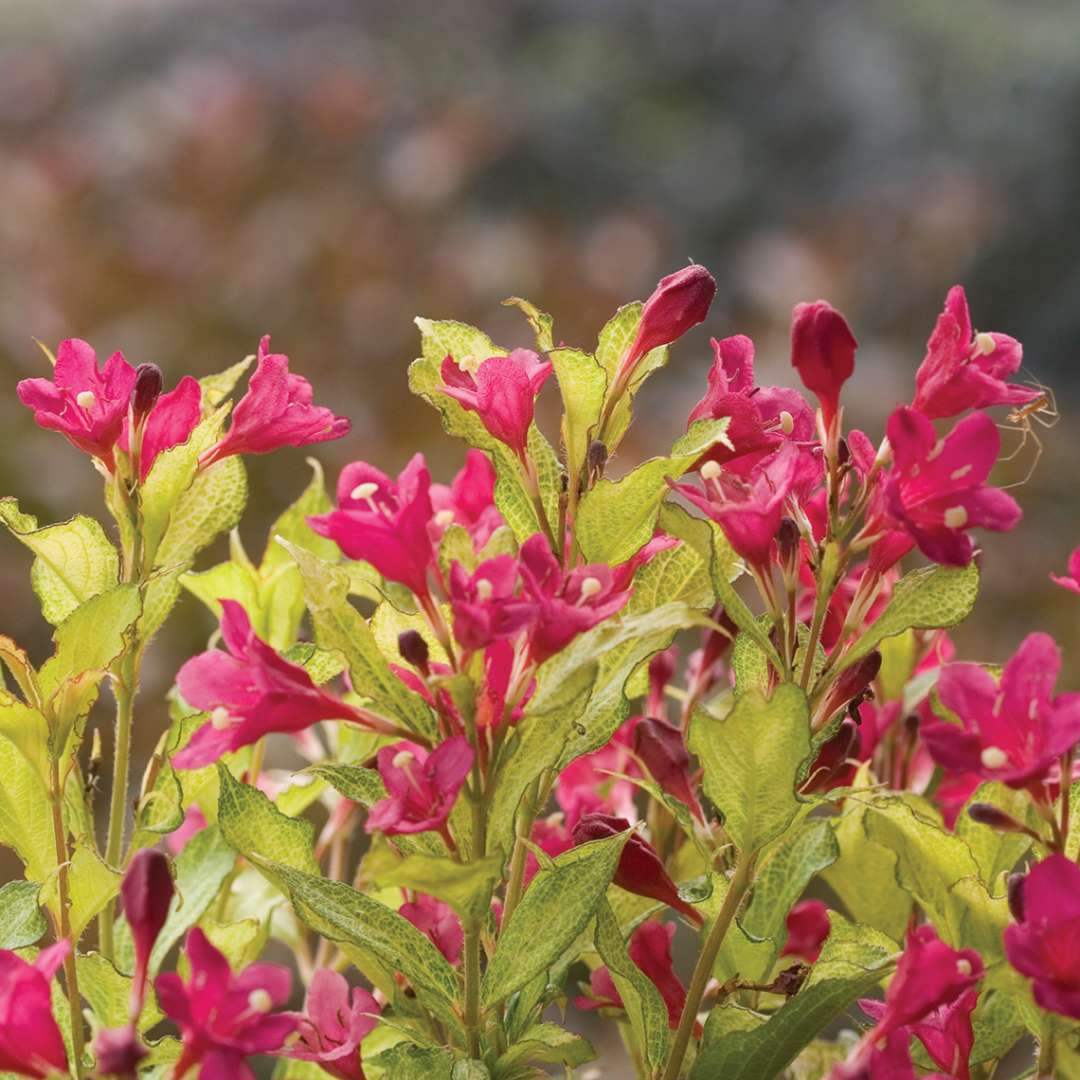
[1051,544,1080,595]
[157,928,296,1080]
[880,406,1021,566]
[781,899,831,963]
[399,894,464,965]
[671,441,800,571]
[173,600,367,770]
[17,338,137,470]
[912,285,1038,420]
[518,533,631,664]
[790,301,857,427]
[617,264,717,384]
[365,737,473,837]
[309,454,436,600]
[440,350,553,461]
[284,969,381,1080]
[122,374,202,480]
[632,716,705,823]
[448,555,537,653]
[571,813,703,926]
[921,633,1080,789]
[1004,855,1080,1019]
[0,941,70,1078]
[199,336,350,469]
[688,334,814,470]
[430,450,505,548]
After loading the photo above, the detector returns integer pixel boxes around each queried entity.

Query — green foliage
[0,880,47,949]
[370,851,501,919]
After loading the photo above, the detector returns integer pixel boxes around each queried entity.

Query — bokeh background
[1,0,1079,965]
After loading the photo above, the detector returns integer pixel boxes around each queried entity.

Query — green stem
[49,760,85,1079]
[463,919,482,1058]
[1037,1018,1056,1077]
[661,847,755,1080]
[502,776,544,927]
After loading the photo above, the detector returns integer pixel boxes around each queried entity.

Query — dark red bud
[967,803,1025,832]
[1007,871,1026,922]
[587,439,608,477]
[131,363,163,422]
[833,650,882,705]
[92,1025,148,1078]
[571,813,703,926]
[122,848,174,1019]
[790,301,857,425]
[633,716,705,823]
[398,630,430,672]
[837,437,850,466]
[776,517,800,568]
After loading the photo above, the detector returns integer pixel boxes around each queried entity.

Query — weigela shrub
[0,269,1074,1079]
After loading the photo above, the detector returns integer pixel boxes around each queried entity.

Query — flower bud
[776,517,800,572]
[967,802,1026,833]
[790,301,857,426]
[619,265,716,382]
[1007,871,1026,923]
[398,629,430,672]
[633,716,705,823]
[131,363,163,423]
[122,848,174,1019]
[92,1025,148,1078]
[587,439,608,482]
[646,647,677,716]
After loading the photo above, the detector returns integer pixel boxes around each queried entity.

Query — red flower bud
[790,301,857,426]
[131,362,163,423]
[1007,871,1026,923]
[398,629,430,672]
[121,848,174,1019]
[619,265,716,382]
[966,803,1026,833]
[633,717,705,823]
[571,813,703,926]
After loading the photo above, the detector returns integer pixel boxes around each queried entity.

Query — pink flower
[571,813,703,926]
[122,373,202,480]
[880,407,1021,567]
[921,633,1080,789]
[157,928,296,1080]
[17,338,137,470]
[790,301,857,427]
[448,555,536,653]
[632,716,705,823]
[309,454,436,600]
[430,450,505,548]
[688,335,815,470]
[1004,855,1080,1019]
[781,899,831,963]
[617,264,717,384]
[365,737,473,837]
[0,941,70,1078]
[671,441,800,570]
[518,534,631,664]
[167,804,208,855]
[199,336,350,469]
[440,350,552,461]
[1051,544,1080,595]
[399,894,464,965]
[284,969,380,1080]
[173,600,367,770]
[912,286,1037,420]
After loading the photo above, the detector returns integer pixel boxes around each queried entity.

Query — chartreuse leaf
[366,1043,455,1080]
[482,830,631,1007]
[549,346,606,489]
[77,951,163,1032]
[307,762,386,805]
[44,841,121,943]
[0,733,54,881]
[576,419,731,566]
[690,913,895,1080]
[217,765,319,875]
[690,684,811,852]
[836,562,980,673]
[0,880,47,948]
[594,898,668,1068]
[260,860,461,1022]
[497,1023,595,1071]
[0,691,49,776]
[502,295,555,351]
[957,781,1035,886]
[626,537,714,614]
[200,353,253,406]
[200,917,268,972]
[0,499,119,625]
[284,542,436,737]
[371,852,501,919]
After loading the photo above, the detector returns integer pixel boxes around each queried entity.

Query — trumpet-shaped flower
[880,406,1021,567]
[309,454,436,600]
[912,286,1038,420]
[366,737,473,836]
[156,928,296,1080]
[440,350,552,460]
[399,894,464,965]
[922,633,1080,789]
[430,450,504,548]
[0,941,70,1078]
[173,600,365,769]
[790,301,857,427]
[448,555,536,652]
[1051,544,1080,595]
[200,336,349,468]
[781,900,831,964]
[17,338,137,469]
[632,716,704,823]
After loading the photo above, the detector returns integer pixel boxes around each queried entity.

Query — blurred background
[1,0,1078,836]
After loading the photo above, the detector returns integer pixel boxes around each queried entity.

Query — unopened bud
[837,437,850,466]
[832,650,881,708]
[1007,871,1026,922]
[967,802,1025,832]
[776,517,800,566]
[790,300,857,425]
[398,630,430,671]
[587,440,608,476]
[132,363,163,422]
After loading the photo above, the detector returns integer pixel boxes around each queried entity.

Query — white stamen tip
[457,354,482,375]
[75,390,96,409]
[950,465,973,481]
[475,578,493,601]
[956,958,973,977]
[434,509,455,528]
[392,749,415,770]
[926,440,944,462]
[247,988,273,1013]
[579,576,603,599]
[210,706,233,730]
[975,332,997,356]
[944,506,968,529]
[350,482,379,501]
[700,460,722,481]
[980,746,1009,770]
[779,410,794,435]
